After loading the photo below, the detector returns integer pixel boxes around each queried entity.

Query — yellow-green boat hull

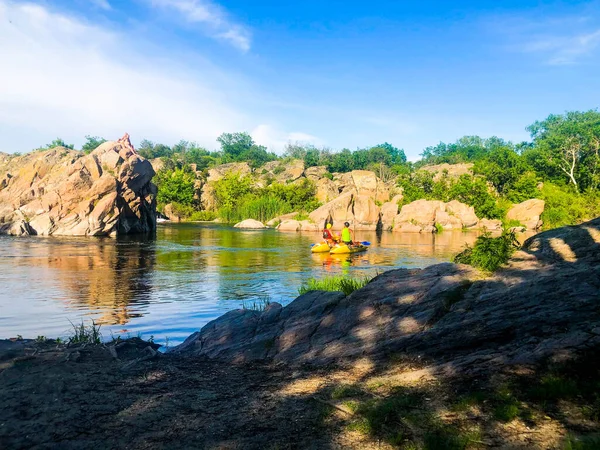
[311,242,331,253]
[329,244,368,254]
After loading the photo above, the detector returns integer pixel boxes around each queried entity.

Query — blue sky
[0,0,599,159]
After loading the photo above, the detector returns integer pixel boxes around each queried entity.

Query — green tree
[138,140,173,159]
[473,146,528,195]
[42,138,74,150]
[217,132,254,160]
[212,172,254,209]
[154,169,195,206]
[81,136,107,154]
[526,110,600,191]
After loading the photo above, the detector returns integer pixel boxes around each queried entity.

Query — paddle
[360,241,371,246]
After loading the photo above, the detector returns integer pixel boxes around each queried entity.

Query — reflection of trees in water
[38,236,156,326]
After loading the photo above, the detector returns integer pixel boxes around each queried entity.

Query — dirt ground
[1,338,599,450]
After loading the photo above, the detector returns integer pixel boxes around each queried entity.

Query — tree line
[33,109,600,229]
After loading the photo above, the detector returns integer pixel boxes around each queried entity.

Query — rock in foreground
[173,218,600,374]
[0,136,156,236]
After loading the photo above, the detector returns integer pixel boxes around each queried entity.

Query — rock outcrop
[506,199,545,230]
[234,219,266,229]
[419,163,474,181]
[172,217,600,374]
[391,199,500,232]
[0,136,156,236]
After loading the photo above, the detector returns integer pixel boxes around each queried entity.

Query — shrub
[454,231,520,272]
[188,210,217,221]
[540,182,600,230]
[155,168,196,206]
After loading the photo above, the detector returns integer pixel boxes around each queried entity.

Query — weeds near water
[298,275,372,296]
[68,319,102,345]
[242,295,272,311]
[454,230,520,272]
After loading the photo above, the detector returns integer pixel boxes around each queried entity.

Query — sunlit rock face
[172,218,600,375]
[0,135,156,237]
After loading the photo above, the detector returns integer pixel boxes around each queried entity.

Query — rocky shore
[1,218,599,449]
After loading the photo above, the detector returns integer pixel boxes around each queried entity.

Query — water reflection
[0,224,503,345]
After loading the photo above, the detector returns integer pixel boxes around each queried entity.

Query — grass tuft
[68,319,102,345]
[298,275,372,296]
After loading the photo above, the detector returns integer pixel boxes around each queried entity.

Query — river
[0,223,486,347]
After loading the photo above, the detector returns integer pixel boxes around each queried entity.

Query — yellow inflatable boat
[311,242,331,253]
[329,243,368,254]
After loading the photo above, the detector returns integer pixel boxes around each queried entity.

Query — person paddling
[322,223,339,246]
[341,222,354,246]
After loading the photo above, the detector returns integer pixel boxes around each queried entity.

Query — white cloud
[90,0,111,10]
[148,0,251,51]
[493,13,600,65]
[251,125,324,152]
[0,1,252,153]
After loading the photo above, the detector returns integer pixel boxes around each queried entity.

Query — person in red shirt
[322,223,339,245]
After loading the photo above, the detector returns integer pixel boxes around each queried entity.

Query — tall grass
[219,195,291,223]
[68,320,102,345]
[298,275,372,296]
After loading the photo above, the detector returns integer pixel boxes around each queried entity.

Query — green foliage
[217,132,277,168]
[81,135,107,154]
[41,137,74,150]
[540,182,600,229]
[397,172,505,219]
[420,135,512,164]
[298,275,371,296]
[68,320,102,345]
[213,172,254,210]
[266,179,320,212]
[138,139,174,159]
[283,141,407,173]
[526,110,600,191]
[155,169,196,206]
[188,210,217,221]
[454,231,520,272]
[213,175,319,223]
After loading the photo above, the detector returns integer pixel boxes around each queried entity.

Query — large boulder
[380,194,403,231]
[277,219,302,232]
[304,166,328,180]
[393,199,495,232]
[234,219,266,229]
[315,178,338,203]
[308,192,354,230]
[478,218,503,231]
[445,200,479,228]
[506,199,545,230]
[163,204,182,222]
[393,199,445,232]
[207,162,251,183]
[353,195,380,229]
[0,135,156,237]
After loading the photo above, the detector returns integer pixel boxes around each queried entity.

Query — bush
[188,210,217,221]
[155,169,196,206]
[454,231,520,272]
[540,182,600,230]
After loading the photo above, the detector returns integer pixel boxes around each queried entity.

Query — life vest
[341,227,351,242]
[323,229,332,239]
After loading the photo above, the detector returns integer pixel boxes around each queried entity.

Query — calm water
[0,223,485,346]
